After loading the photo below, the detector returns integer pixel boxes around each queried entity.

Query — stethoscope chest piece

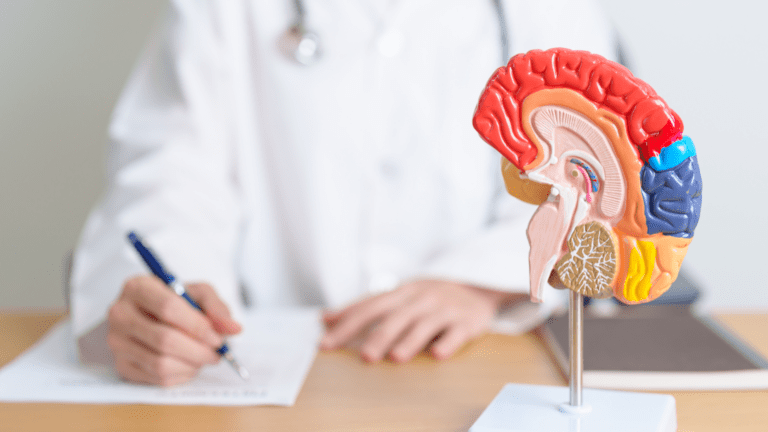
[280,23,321,66]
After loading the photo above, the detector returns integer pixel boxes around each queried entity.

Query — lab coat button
[376,30,404,57]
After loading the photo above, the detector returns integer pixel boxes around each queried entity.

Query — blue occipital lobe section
[641,155,702,238]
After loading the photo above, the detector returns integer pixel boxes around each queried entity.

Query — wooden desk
[1,312,767,432]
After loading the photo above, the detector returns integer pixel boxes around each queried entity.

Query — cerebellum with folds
[473,48,702,305]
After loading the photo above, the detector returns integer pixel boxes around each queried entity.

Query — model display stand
[470,48,702,431]
[470,383,675,432]
[469,293,677,432]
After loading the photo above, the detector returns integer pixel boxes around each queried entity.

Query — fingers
[109,332,198,386]
[358,295,435,362]
[109,300,221,368]
[185,283,242,335]
[121,276,224,348]
[322,281,501,364]
[114,359,160,386]
[430,325,471,361]
[107,276,243,386]
[320,288,411,350]
[388,313,452,363]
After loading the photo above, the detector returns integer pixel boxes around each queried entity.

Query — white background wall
[597,0,768,311]
[0,0,163,309]
[1,1,766,311]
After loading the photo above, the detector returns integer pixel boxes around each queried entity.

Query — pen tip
[237,365,251,381]
[223,352,250,381]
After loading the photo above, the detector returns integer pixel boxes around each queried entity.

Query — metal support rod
[569,290,584,407]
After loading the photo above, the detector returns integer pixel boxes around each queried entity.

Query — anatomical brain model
[473,48,702,305]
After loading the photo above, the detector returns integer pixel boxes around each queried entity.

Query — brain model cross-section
[473,48,702,305]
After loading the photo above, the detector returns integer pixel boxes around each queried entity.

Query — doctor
[71,0,617,386]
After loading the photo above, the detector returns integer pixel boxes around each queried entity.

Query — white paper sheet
[0,308,322,406]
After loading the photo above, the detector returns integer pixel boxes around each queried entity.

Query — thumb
[185,282,243,335]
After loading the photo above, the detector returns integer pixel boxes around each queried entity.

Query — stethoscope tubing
[285,0,511,66]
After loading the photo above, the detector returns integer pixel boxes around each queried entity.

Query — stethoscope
[281,0,510,66]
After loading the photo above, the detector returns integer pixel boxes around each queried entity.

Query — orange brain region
[473,48,702,304]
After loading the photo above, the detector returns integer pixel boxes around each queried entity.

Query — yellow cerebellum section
[623,240,657,302]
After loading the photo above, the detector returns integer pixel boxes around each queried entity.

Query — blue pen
[127,231,250,381]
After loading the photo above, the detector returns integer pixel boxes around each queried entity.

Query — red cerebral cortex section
[472,48,683,169]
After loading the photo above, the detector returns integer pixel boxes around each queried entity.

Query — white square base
[470,384,676,432]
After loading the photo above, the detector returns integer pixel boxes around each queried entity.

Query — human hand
[320,280,523,363]
[106,275,242,386]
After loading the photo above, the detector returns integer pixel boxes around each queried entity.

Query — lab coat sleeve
[70,0,243,347]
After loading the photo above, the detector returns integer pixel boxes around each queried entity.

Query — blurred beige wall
[0,0,163,309]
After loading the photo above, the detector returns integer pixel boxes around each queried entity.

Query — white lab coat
[71,0,616,343]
